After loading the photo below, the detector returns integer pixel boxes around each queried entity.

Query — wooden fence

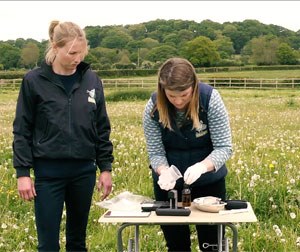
[1,77,300,91]
[102,78,300,89]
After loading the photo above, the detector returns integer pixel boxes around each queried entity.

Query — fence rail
[101,78,300,89]
[1,78,300,91]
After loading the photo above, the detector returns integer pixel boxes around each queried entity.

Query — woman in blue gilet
[143,57,232,251]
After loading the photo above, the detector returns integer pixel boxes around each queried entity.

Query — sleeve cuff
[98,162,112,172]
[16,167,31,178]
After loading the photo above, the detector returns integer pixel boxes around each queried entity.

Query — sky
[1,1,300,42]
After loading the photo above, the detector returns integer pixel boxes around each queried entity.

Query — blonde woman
[143,57,232,251]
[13,21,114,251]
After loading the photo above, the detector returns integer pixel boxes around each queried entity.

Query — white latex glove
[157,165,182,191]
[184,162,208,185]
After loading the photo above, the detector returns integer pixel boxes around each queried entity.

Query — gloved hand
[157,165,182,191]
[184,162,207,185]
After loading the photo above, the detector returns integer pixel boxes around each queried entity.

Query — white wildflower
[296,237,300,247]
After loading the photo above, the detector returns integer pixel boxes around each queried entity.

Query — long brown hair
[156,57,200,130]
[45,20,88,64]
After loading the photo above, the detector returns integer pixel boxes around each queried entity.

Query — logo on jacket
[87,89,96,104]
[195,120,208,138]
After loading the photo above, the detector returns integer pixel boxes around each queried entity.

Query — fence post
[260,79,262,89]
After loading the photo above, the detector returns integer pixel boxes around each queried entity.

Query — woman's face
[53,38,86,75]
[165,86,193,110]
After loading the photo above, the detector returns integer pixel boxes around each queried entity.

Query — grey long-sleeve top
[143,89,233,172]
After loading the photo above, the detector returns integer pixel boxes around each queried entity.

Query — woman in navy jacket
[143,57,232,251]
[13,20,114,251]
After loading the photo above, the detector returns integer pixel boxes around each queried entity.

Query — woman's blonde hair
[45,20,88,64]
[156,57,200,130]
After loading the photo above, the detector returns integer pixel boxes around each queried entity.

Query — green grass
[105,88,153,102]
[198,69,300,79]
[0,89,299,251]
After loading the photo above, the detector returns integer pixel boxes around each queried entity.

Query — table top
[98,202,258,224]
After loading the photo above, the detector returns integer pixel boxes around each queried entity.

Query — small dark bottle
[182,183,191,207]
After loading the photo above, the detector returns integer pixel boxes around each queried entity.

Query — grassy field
[0,88,299,251]
[198,69,300,79]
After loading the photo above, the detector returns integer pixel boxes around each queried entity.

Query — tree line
[0,18,299,70]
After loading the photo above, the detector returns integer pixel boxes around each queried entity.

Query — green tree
[287,34,300,50]
[249,36,280,65]
[222,23,249,54]
[146,45,178,63]
[101,28,132,49]
[127,24,147,40]
[213,36,235,59]
[198,19,222,40]
[84,53,98,65]
[181,36,220,67]
[85,26,102,48]
[276,43,298,65]
[126,40,144,52]
[0,42,21,69]
[130,48,150,68]
[117,50,131,64]
[14,38,27,49]
[37,40,48,65]
[141,38,160,49]
[89,47,118,65]
[21,42,40,68]
[163,33,181,47]
[147,30,162,43]
[177,29,195,44]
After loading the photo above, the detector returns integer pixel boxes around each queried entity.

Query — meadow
[0,87,299,252]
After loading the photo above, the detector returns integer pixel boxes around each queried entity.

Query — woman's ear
[52,43,58,53]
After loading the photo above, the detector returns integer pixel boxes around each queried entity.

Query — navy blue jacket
[151,83,227,187]
[13,61,113,177]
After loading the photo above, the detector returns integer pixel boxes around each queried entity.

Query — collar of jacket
[39,61,90,82]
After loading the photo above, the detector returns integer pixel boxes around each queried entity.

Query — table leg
[117,223,133,252]
[224,223,238,252]
[217,224,223,252]
[134,225,139,252]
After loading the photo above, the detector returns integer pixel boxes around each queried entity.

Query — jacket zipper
[68,97,72,156]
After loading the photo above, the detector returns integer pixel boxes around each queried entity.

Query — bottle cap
[183,183,189,189]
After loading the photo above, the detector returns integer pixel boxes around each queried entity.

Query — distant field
[132,69,300,80]
[198,69,300,79]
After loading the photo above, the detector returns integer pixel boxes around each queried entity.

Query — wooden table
[98,202,257,252]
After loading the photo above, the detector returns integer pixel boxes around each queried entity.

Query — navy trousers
[153,172,226,252]
[34,172,96,252]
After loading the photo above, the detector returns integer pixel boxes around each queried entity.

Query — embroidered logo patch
[87,89,96,104]
[195,120,208,138]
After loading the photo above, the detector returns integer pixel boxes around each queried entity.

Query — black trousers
[34,172,96,252]
[153,173,226,252]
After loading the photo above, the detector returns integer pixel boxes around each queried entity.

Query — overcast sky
[1,1,299,41]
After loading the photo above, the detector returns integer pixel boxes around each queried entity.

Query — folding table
[98,202,257,252]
